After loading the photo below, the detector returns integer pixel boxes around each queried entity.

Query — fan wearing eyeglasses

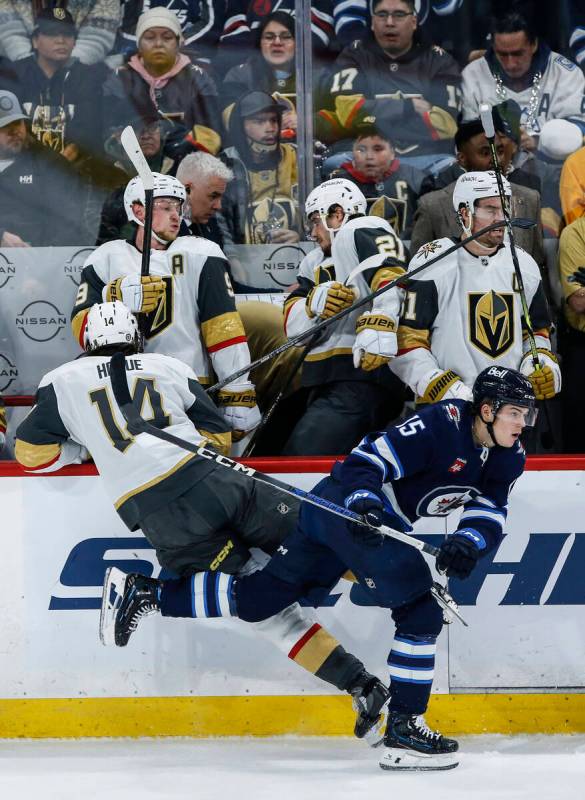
[316,0,461,171]
[222,12,297,139]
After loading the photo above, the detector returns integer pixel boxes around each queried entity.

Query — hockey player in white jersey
[70,172,260,444]
[391,171,561,408]
[282,178,407,455]
[16,301,390,742]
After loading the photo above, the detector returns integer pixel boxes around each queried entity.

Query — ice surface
[0,735,583,800]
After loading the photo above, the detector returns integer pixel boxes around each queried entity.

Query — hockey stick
[480,104,554,448]
[121,126,155,343]
[207,217,536,395]
[109,352,467,625]
[109,351,438,557]
[120,126,154,278]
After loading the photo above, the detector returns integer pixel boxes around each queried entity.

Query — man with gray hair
[177,151,234,249]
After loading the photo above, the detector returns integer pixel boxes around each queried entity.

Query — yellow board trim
[0,694,584,739]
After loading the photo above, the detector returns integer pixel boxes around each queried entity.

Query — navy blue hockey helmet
[472,366,537,426]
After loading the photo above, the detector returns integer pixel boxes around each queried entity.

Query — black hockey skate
[348,672,390,747]
[379,712,459,771]
[100,567,160,647]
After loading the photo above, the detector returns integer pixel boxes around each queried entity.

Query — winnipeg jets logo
[418,241,442,260]
[448,458,467,473]
[444,403,461,428]
[416,487,475,517]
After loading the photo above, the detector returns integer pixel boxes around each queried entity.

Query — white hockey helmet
[305,178,367,232]
[124,172,186,226]
[85,301,139,353]
[452,171,511,233]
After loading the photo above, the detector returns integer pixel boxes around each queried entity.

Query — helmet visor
[496,403,538,428]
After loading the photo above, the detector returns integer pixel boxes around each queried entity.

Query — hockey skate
[100,567,160,647]
[379,712,459,771]
[348,673,390,747]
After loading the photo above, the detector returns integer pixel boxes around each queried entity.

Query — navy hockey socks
[387,634,437,714]
[159,572,237,619]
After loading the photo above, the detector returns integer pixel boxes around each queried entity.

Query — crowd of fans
[1,0,585,456]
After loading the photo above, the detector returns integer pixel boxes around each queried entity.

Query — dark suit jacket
[410,179,545,267]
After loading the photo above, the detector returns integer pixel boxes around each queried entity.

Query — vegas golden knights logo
[145,276,174,339]
[468,291,514,358]
[368,195,407,234]
[313,260,336,284]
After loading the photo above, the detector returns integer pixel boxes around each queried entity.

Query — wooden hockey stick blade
[108,351,443,561]
[120,126,154,190]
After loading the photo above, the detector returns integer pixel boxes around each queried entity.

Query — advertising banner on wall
[0,464,583,701]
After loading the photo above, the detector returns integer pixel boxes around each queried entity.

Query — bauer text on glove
[105,275,166,314]
[352,314,397,371]
[217,383,262,442]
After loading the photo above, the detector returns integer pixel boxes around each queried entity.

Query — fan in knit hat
[135,7,183,42]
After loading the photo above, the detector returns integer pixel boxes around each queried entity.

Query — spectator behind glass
[315,0,461,172]
[0,90,87,246]
[558,216,585,453]
[461,10,585,152]
[114,0,248,67]
[0,0,121,65]
[328,127,424,238]
[9,8,110,165]
[220,91,299,245]
[222,12,297,139]
[96,108,184,245]
[104,6,223,156]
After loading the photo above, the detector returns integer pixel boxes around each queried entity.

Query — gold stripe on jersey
[0,402,6,433]
[114,452,196,510]
[200,430,231,457]
[397,325,431,353]
[369,264,406,292]
[523,329,550,342]
[198,376,212,386]
[305,347,353,362]
[71,308,89,347]
[283,295,303,316]
[15,440,60,469]
[342,570,357,583]
[201,311,246,350]
[289,626,340,674]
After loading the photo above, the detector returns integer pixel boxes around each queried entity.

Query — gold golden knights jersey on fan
[70,236,250,387]
[283,216,406,385]
[391,238,553,402]
[15,353,231,531]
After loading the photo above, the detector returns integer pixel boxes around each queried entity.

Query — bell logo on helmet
[487,366,508,379]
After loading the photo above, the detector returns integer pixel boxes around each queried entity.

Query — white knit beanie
[136,7,182,42]
[538,119,583,162]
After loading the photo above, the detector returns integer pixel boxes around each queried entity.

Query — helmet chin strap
[135,216,178,246]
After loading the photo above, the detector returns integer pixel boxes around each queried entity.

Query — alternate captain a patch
[468,290,514,358]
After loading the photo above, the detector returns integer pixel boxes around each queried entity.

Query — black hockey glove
[568,267,585,287]
[436,531,482,580]
[344,489,385,546]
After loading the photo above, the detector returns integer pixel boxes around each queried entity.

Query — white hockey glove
[418,369,473,404]
[0,430,5,451]
[306,281,356,319]
[519,349,561,400]
[352,314,397,371]
[105,274,165,314]
[217,382,262,442]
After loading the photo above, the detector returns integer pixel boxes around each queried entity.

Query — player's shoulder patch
[443,402,462,429]
[554,54,576,71]
[409,238,452,273]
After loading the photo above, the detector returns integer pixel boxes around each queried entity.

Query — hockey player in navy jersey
[104,364,535,771]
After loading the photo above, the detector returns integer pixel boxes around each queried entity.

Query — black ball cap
[238,91,287,118]
[33,7,76,36]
